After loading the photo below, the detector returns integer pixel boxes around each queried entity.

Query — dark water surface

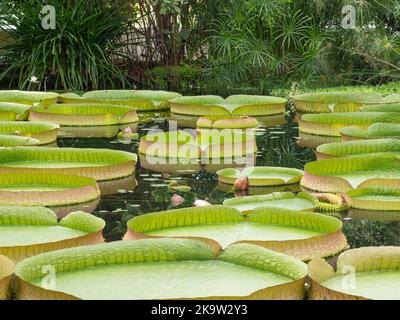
[57,113,400,247]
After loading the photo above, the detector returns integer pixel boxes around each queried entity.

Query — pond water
[57,112,400,247]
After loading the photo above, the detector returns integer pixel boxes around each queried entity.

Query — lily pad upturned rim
[0,121,59,145]
[0,173,100,207]
[0,255,14,300]
[343,187,400,211]
[316,138,400,159]
[0,147,137,181]
[291,92,398,113]
[217,166,304,186]
[299,112,400,137]
[139,130,257,159]
[125,205,346,261]
[301,155,400,193]
[222,191,316,214]
[169,95,287,116]
[196,115,259,129]
[361,103,400,112]
[0,207,105,262]
[29,104,139,126]
[14,238,307,300]
[340,123,400,140]
[0,91,59,106]
[0,102,32,121]
[291,91,385,103]
[0,134,39,147]
[74,90,182,111]
[308,246,400,300]
[169,113,287,129]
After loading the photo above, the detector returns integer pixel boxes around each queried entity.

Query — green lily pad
[0,121,59,145]
[0,255,13,300]
[316,139,400,159]
[223,192,316,214]
[170,95,287,116]
[0,173,100,207]
[15,238,308,300]
[126,206,346,260]
[302,155,400,192]
[0,102,31,121]
[0,91,59,107]
[309,247,400,300]
[72,90,182,111]
[344,188,400,211]
[0,134,39,147]
[340,123,400,140]
[0,207,105,262]
[29,104,139,126]
[292,92,397,113]
[0,147,137,181]
[217,166,303,186]
[197,116,259,129]
[361,103,400,112]
[299,112,400,137]
[139,130,256,159]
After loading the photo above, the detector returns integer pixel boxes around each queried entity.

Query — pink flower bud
[194,200,212,207]
[234,176,249,191]
[171,194,185,207]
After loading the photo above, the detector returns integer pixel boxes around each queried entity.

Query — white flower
[29,76,39,84]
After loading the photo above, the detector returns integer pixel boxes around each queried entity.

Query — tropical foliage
[1,0,399,92]
[0,0,129,90]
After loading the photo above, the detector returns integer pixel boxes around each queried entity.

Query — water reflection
[98,175,138,196]
[139,153,255,175]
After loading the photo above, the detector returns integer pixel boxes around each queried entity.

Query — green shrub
[0,0,128,90]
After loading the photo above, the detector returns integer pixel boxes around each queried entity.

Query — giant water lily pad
[316,139,400,159]
[217,181,301,195]
[361,103,400,112]
[139,153,254,175]
[0,207,104,262]
[197,116,259,129]
[125,206,346,260]
[139,130,257,159]
[170,95,287,116]
[0,134,39,147]
[297,132,341,149]
[15,238,307,300]
[0,91,59,107]
[343,187,400,211]
[301,155,400,192]
[29,104,139,126]
[299,112,400,137]
[309,247,400,300]
[0,102,31,121]
[0,173,100,208]
[217,166,303,187]
[64,90,182,111]
[0,255,13,300]
[97,175,137,196]
[170,113,286,129]
[0,121,59,145]
[291,92,397,113]
[340,123,400,141]
[223,192,316,214]
[0,147,137,181]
